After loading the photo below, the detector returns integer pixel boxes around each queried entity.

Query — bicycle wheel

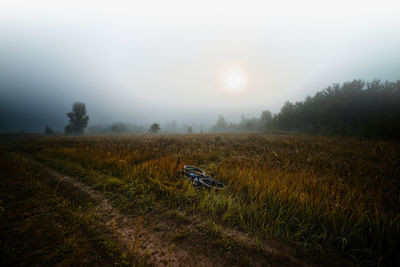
[183,165,206,176]
[198,176,225,189]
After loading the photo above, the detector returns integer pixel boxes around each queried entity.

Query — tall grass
[20,134,400,264]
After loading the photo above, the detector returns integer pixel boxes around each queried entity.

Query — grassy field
[2,134,400,265]
[0,149,141,266]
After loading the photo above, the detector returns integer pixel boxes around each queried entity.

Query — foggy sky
[1,0,399,132]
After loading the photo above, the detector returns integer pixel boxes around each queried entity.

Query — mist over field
[1,0,399,133]
[2,2,400,266]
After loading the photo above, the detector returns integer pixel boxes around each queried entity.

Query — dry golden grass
[16,133,400,265]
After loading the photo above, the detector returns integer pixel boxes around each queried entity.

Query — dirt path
[27,157,311,266]
[38,164,207,266]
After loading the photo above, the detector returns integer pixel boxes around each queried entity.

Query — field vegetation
[7,133,398,265]
[0,149,140,266]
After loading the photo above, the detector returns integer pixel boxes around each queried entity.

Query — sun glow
[223,70,246,92]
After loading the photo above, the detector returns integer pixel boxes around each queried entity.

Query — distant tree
[65,102,89,135]
[187,126,193,133]
[260,110,273,131]
[149,123,160,134]
[245,117,260,131]
[44,126,54,135]
[111,122,126,134]
[213,115,228,132]
[274,101,297,130]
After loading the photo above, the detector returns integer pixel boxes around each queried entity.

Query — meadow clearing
[1,134,399,266]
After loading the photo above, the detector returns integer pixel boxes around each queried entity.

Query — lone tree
[149,123,160,134]
[187,126,193,133]
[213,115,228,132]
[260,110,273,132]
[65,102,89,135]
[44,126,54,135]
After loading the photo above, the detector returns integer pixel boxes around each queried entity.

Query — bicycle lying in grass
[181,165,226,190]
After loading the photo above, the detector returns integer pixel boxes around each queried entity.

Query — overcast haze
[1,0,399,132]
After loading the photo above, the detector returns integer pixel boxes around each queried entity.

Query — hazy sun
[223,70,246,92]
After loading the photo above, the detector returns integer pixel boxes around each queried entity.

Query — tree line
[45,79,399,138]
[212,79,400,137]
[273,79,400,137]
